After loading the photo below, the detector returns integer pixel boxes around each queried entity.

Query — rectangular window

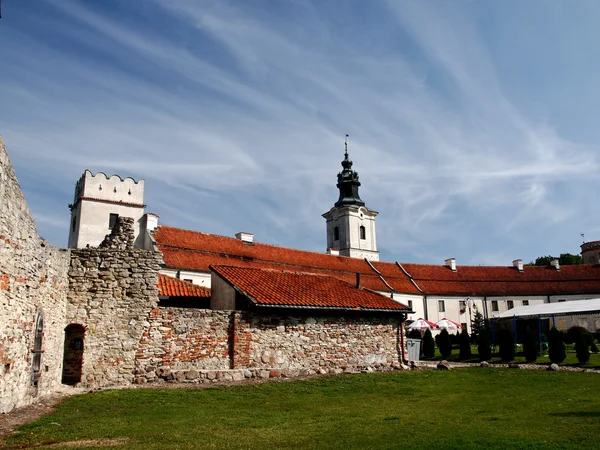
[507,300,514,310]
[408,300,413,310]
[109,213,119,229]
[558,299,566,303]
[461,323,468,330]
[491,300,499,312]
[183,279,193,283]
[522,300,529,306]
[438,300,445,312]
[459,301,467,314]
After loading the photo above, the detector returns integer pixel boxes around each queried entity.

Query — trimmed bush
[498,329,515,362]
[565,326,590,345]
[459,329,471,360]
[478,328,492,361]
[407,329,422,340]
[522,328,538,363]
[575,334,590,364]
[436,329,452,358]
[423,328,436,358]
[547,327,566,364]
[591,341,599,354]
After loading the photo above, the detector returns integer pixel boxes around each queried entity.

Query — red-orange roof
[157,273,211,298]
[211,265,410,311]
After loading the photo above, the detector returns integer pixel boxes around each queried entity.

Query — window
[333,226,339,241]
[438,300,445,312]
[507,300,514,310]
[491,300,499,312]
[408,300,413,310]
[32,312,44,386]
[558,299,566,303]
[360,225,366,240]
[183,279,193,283]
[461,323,468,330]
[109,213,119,229]
[522,300,529,306]
[459,301,467,314]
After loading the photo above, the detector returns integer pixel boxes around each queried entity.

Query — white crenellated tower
[322,138,379,261]
[68,170,148,248]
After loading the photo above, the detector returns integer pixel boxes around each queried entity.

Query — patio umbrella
[435,318,462,330]
[408,318,438,330]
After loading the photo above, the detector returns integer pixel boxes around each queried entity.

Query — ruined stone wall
[134,308,403,384]
[0,137,70,413]
[67,242,162,388]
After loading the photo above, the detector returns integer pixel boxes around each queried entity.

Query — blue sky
[2,0,600,265]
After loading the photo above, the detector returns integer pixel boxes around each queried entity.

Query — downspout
[423,295,428,320]
[399,315,407,364]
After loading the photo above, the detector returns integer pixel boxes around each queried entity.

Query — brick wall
[0,137,71,413]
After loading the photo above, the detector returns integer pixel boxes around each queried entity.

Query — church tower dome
[322,136,379,261]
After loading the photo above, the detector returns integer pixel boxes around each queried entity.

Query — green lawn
[2,369,599,449]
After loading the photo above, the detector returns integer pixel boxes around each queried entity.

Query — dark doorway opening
[62,324,85,385]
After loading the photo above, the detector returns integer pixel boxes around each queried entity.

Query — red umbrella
[435,318,462,330]
[408,318,439,330]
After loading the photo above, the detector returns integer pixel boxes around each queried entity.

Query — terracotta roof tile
[157,273,211,298]
[211,265,410,311]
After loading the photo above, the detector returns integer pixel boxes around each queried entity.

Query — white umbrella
[408,318,438,330]
[435,318,462,330]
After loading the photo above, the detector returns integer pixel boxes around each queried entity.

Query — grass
[2,369,599,449]
[424,343,600,368]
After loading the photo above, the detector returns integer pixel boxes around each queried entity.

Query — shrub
[450,331,460,347]
[478,328,492,361]
[471,308,485,344]
[498,329,515,362]
[565,326,590,345]
[407,329,422,340]
[422,328,436,358]
[591,341,599,354]
[459,329,471,360]
[575,334,590,364]
[522,328,538,363]
[436,329,452,358]
[547,327,566,364]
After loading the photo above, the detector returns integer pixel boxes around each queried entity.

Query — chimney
[144,212,159,232]
[327,248,340,256]
[356,272,361,289]
[235,232,254,244]
[513,259,524,272]
[550,259,560,271]
[445,258,456,272]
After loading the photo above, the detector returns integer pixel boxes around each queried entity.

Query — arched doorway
[62,324,85,385]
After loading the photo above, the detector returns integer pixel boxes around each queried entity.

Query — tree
[478,327,492,361]
[548,327,566,364]
[498,329,515,362]
[575,334,590,364]
[522,328,538,363]
[422,328,436,358]
[436,329,452,358]
[470,307,485,344]
[459,329,472,360]
[534,253,582,266]
[407,328,422,340]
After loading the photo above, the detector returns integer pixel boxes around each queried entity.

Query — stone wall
[133,308,403,384]
[67,218,162,388]
[0,137,71,413]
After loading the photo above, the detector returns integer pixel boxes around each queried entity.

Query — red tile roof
[154,226,600,297]
[157,273,211,298]
[211,265,410,311]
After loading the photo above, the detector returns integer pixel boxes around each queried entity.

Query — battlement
[73,170,144,205]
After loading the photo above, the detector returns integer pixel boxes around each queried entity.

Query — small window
[507,300,514,310]
[491,300,499,312]
[461,323,468,330]
[71,217,77,232]
[360,225,366,240]
[183,279,193,283]
[522,300,529,306]
[109,213,119,229]
[438,300,445,312]
[408,300,413,310]
[558,299,566,303]
[334,226,339,241]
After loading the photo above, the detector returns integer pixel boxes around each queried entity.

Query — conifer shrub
[522,328,538,363]
[423,328,436,358]
[459,329,471,360]
[498,329,515,362]
[547,327,566,364]
[407,329,422,340]
[591,341,599,354]
[565,326,590,345]
[478,328,492,361]
[575,334,590,364]
[436,329,452,358]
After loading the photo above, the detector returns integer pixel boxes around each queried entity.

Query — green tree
[407,328,422,340]
[470,307,485,344]
[436,329,452,358]
[422,328,436,358]
[459,329,472,360]
[548,327,566,364]
[498,329,515,362]
[522,328,538,363]
[575,334,590,364]
[534,254,582,266]
[478,327,492,361]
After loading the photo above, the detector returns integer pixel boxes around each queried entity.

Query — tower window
[334,226,339,241]
[360,225,366,240]
[109,213,119,229]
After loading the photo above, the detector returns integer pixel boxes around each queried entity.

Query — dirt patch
[1,438,130,449]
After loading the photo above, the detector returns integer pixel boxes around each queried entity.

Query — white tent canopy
[496,298,600,319]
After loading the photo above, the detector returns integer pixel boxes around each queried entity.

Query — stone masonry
[0,137,71,413]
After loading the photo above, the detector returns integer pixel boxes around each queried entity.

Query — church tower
[322,137,379,261]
